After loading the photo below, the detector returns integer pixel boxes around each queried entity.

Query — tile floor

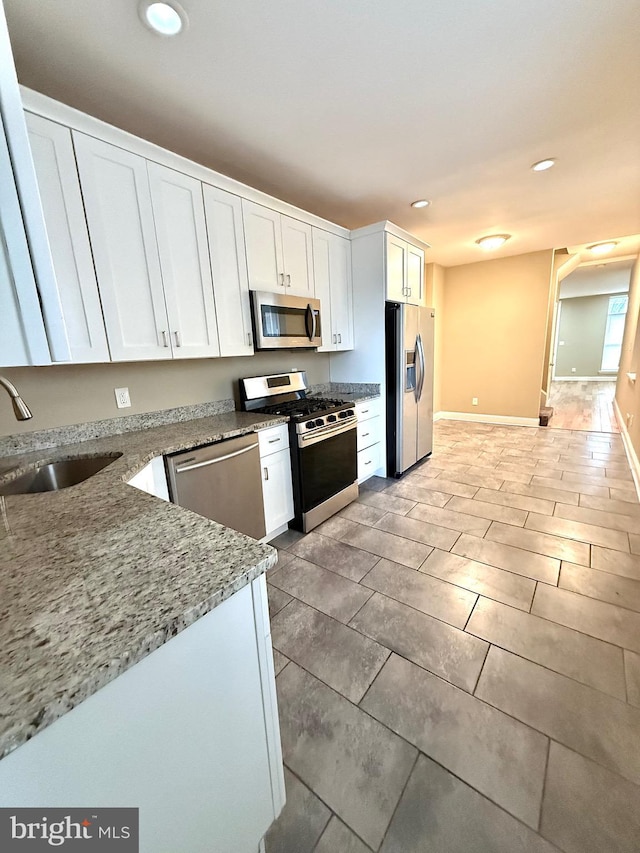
[264,420,640,853]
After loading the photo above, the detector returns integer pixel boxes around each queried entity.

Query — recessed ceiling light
[140,2,187,36]
[411,199,430,209]
[531,158,556,172]
[475,234,511,251]
[588,241,618,255]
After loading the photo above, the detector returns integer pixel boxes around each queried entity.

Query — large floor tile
[288,531,379,582]
[560,562,640,613]
[313,514,360,541]
[625,650,640,707]
[357,488,416,516]
[271,599,389,703]
[452,533,560,584]
[314,817,372,853]
[380,754,558,853]
[269,557,373,623]
[630,532,640,555]
[406,501,491,536]
[362,654,548,827]
[555,501,640,534]
[500,480,580,505]
[409,473,479,498]
[466,596,626,699]
[265,768,330,853]
[339,501,387,526]
[540,743,640,853]
[474,486,554,515]
[579,494,640,518]
[475,646,640,785]
[267,584,293,619]
[561,471,634,491]
[340,522,433,568]
[360,557,477,628]
[445,495,528,526]
[276,663,416,850]
[531,475,608,497]
[375,510,462,549]
[350,592,488,692]
[270,528,306,550]
[421,548,535,610]
[486,521,590,565]
[591,545,640,580]
[384,479,452,508]
[272,648,289,676]
[532,583,640,653]
[610,486,640,503]
[525,511,630,552]
[360,475,396,492]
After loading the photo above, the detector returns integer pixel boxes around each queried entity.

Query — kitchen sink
[0,454,122,496]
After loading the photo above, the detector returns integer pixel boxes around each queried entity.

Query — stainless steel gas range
[240,371,358,532]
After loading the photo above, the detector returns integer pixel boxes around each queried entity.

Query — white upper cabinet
[312,228,353,352]
[385,233,425,306]
[202,185,253,357]
[25,113,110,363]
[73,133,171,361]
[147,162,220,359]
[242,200,314,297]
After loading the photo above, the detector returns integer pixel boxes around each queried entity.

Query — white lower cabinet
[258,424,294,539]
[0,577,285,853]
[356,397,384,482]
[126,456,170,501]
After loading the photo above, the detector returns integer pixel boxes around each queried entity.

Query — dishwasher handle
[174,441,259,474]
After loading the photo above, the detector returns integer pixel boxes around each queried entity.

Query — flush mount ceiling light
[140,2,187,36]
[475,234,511,251]
[531,158,556,172]
[410,199,430,209]
[588,241,618,255]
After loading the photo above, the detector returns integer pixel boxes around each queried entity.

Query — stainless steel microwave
[250,291,322,349]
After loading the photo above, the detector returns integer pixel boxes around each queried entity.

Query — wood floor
[547,380,620,433]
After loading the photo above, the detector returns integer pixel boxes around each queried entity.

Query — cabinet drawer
[356,397,382,422]
[357,443,382,482]
[258,423,289,458]
[357,415,381,451]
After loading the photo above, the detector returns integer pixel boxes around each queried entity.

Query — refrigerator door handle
[413,337,420,402]
[416,334,426,402]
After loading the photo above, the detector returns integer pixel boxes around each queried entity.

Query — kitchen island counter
[0,409,286,761]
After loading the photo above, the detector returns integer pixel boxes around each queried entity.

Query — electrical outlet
[472,397,478,406]
[571,367,576,373]
[115,387,131,408]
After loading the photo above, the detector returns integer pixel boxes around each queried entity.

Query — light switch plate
[472,397,478,406]
[115,387,131,408]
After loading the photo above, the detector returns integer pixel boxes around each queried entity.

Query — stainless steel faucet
[0,376,33,420]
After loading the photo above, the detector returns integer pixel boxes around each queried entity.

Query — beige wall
[555,294,616,377]
[615,257,640,463]
[0,351,331,437]
[440,250,554,419]
[425,262,445,413]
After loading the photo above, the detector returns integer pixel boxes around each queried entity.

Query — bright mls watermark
[0,809,138,850]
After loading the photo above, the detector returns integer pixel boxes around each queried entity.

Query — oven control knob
[338,410,347,419]
[346,409,355,418]
[305,420,315,430]
[327,414,337,423]
[315,418,325,427]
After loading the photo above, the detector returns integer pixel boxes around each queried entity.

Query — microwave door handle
[305,303,317,342]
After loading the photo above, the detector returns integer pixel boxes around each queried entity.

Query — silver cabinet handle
[247,332,252,346]
[338,333,342,344]
[362,433,370,438]
[280,273,285,287]
[286,274,291,288]
[264,466,269,480]
[365,460,372,465]
[161,330,169,347]
[268,437,281,444]
[361,409,369,414]
[332,334,337,344]
[175,442,259,473]
[174,330,181,347]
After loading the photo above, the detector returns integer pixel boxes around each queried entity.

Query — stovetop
[259,397,348,420]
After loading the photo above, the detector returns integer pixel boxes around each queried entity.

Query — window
[601,294,629,371]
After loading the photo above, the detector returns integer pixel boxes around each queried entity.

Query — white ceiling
[559,259,634,299]
[4,0,640,266]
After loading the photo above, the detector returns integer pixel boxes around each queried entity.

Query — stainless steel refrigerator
[385,302,435,477]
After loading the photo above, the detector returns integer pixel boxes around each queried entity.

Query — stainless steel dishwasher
[165,432,267,541]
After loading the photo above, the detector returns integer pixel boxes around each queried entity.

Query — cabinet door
[73,132,171,361]
[311,229,334,351]
[281,215,314,296]
[406,243,425,307]
[386,234,407,302]
[203,185,253,357]
[262,449,294,535]
[330,234,353,350]
[26,114,110,363]
[147,162,219,359]
[242,200,284,293]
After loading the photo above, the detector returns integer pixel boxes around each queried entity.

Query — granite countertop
[310,383,381,405]
[0,410,287,760]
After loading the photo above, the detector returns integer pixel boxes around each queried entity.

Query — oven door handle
[305,303,317,342]
[298,419,356,448]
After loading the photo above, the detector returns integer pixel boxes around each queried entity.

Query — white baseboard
[613,399,640,500]
[553,376,617,382]
[435,411,539,428]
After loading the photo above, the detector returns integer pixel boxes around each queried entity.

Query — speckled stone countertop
[310,382,380,404]
[0,411,287,760]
